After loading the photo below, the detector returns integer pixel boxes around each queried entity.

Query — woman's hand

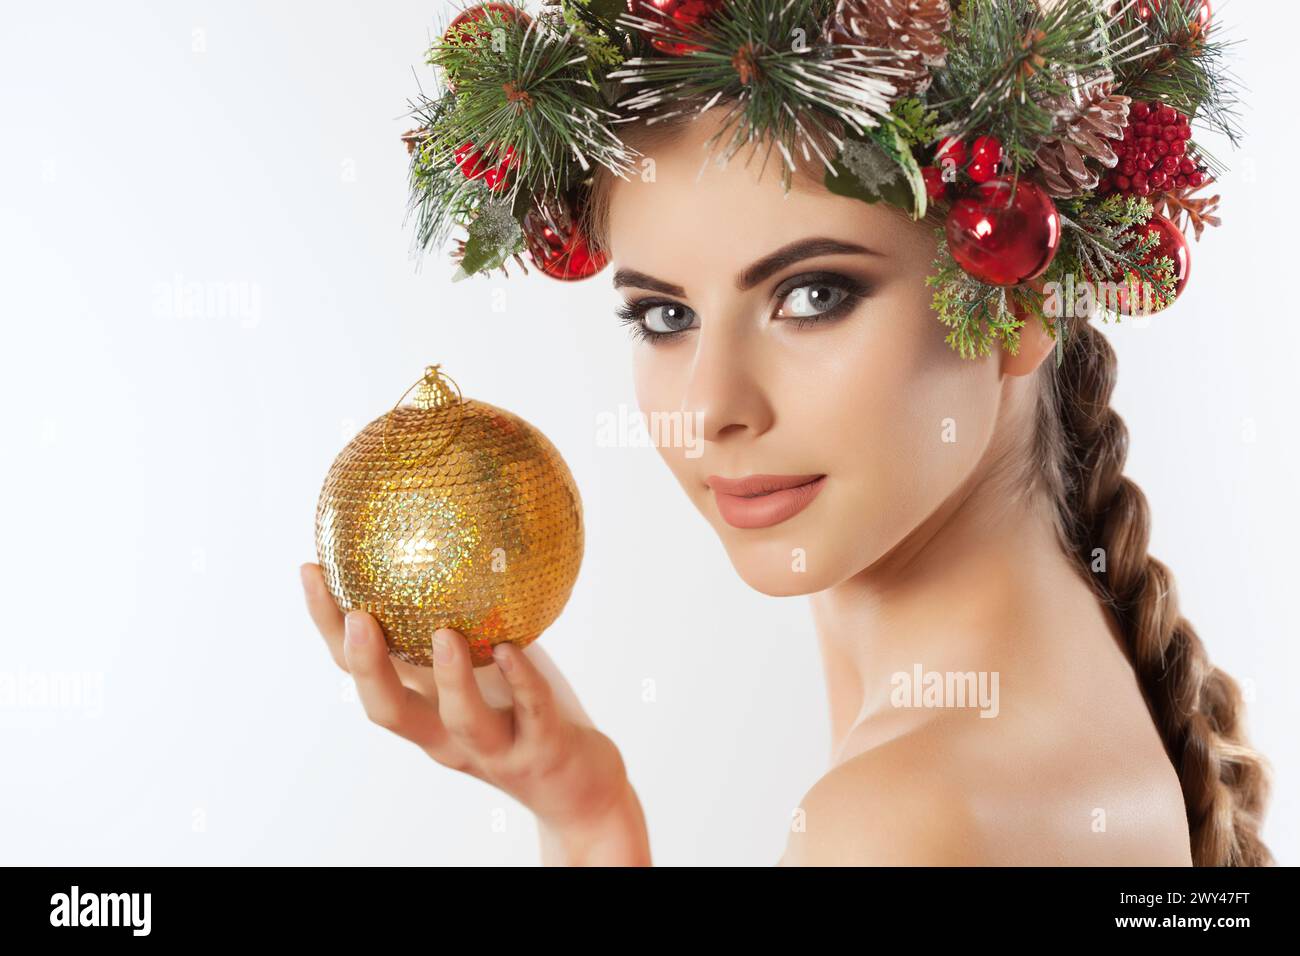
[300,562,650,865]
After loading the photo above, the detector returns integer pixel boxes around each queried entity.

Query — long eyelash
[788,293,864,329]
[615,301,654,343]
[615,299,688,345]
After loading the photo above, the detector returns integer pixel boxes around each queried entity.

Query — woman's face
[605,111,1007,596]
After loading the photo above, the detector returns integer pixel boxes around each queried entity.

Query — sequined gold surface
[315,366,584,667]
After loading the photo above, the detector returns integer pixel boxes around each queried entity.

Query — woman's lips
[706,473,827,529]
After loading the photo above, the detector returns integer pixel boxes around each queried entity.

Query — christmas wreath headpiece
[403,0,1236,359]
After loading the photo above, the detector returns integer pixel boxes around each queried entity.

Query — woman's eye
[642,303,698,334]
[776,282,849,319]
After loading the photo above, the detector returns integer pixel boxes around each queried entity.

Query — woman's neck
[809,454,1086,764]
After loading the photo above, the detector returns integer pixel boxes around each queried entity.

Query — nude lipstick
[706,473,827,529]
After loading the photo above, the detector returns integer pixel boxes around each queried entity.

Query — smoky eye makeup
[615,269,874,344]
[771,270,873,329]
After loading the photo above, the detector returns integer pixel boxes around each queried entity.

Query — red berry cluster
[921,135,1005,203]
[1099,101,1206,198]
[454,142,517,193]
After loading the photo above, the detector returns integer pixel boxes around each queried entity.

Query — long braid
[1038,317,1273,866]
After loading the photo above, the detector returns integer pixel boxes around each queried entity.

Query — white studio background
[1,1,1295,866]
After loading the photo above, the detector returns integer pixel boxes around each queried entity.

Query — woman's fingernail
[433,631,452,664]
[493,643,513,673]
[345,614,369,646]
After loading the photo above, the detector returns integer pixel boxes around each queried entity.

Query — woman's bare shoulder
[778,710,1191,866]
[779,718,988,866]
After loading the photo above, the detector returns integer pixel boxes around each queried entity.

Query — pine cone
[825,0,951,97]
[1034,81,1130,199]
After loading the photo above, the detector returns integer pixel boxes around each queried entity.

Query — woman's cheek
[836,382,935,560]
[632,346,695,481]
[882,357,998,538]
[824,319,994,566]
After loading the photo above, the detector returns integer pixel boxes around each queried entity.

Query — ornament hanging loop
[380,364,466,467]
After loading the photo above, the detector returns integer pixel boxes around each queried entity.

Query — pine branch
[606,0,903,187]
[405,92,483,257]
[428,11,634,184]
[405,6,637,257]
[1109,0,1244,147]
[928,0,1140,172]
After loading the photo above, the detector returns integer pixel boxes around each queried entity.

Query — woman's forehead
[605,163,922,279]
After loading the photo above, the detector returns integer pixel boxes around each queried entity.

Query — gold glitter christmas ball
[314,365,584,667]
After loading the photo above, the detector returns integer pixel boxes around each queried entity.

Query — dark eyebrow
[611,237,879,298]
[612,269,686,296]
[736,237,879,291]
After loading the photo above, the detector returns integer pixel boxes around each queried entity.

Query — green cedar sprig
[1047,193,1176,320]
[556,0,629,71]
[1051,193,1151,288]
[891,97,941,148]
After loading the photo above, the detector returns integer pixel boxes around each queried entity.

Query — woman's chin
[719,539,849,597]
[738,573,825,597]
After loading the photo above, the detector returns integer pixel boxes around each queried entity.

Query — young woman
[301,100,1272,867]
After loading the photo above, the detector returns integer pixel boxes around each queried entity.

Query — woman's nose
[680,323,775,444]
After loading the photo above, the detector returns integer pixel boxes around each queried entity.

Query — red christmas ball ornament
[921,166,949,203]
[1113,213,1191,315]
[945,178,1062,286]
[626,0,725,56]
[445,2,530,44]
[522,203,609,281]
